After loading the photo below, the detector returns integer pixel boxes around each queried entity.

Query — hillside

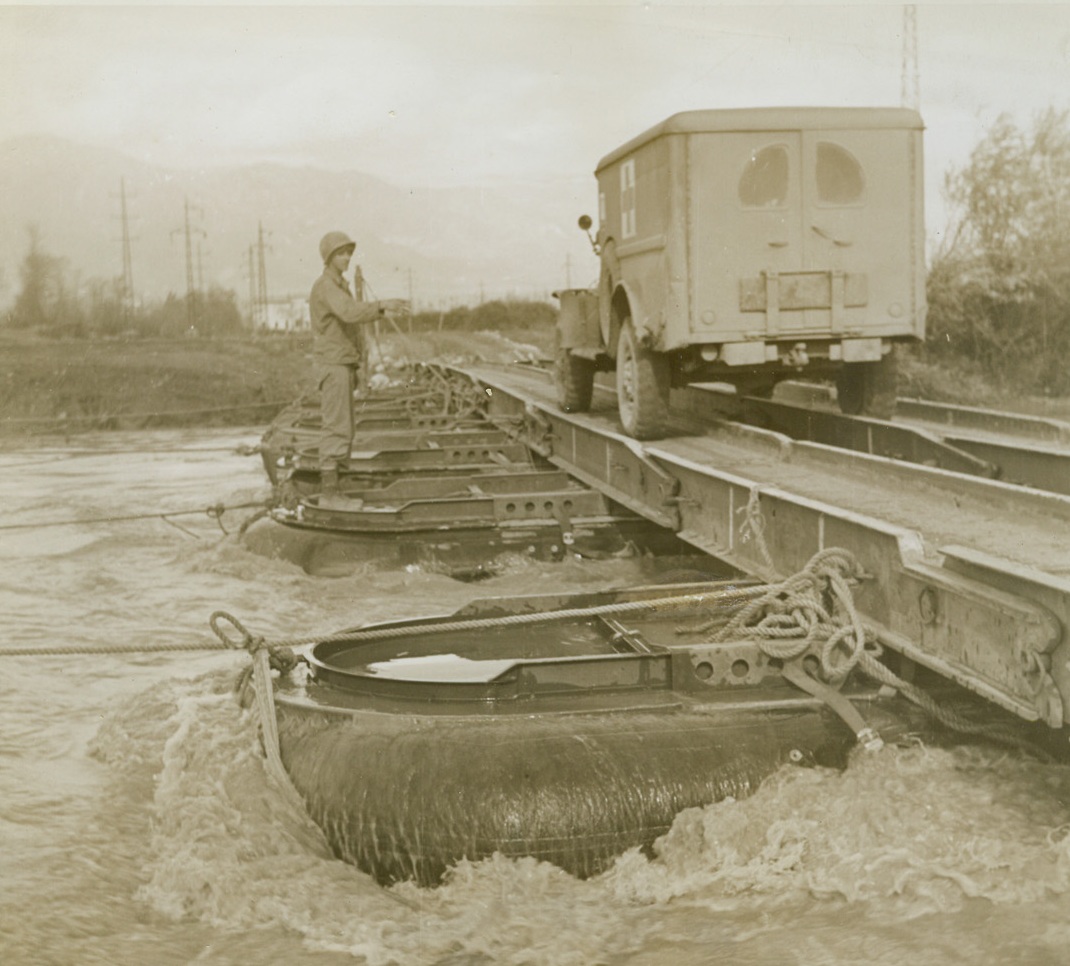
[0,136,599,310]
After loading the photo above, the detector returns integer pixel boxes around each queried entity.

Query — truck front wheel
[616,317,670,439]
[553,332,595,413]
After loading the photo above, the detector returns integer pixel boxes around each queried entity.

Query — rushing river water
[3,427,1070,966]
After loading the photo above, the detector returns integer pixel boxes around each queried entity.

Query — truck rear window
[738,145,788,208]
[816,142,864,204]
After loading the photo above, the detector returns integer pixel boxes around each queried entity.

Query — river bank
[0,327,550,438]
[2,330,1067,439]
[0,333,314,435]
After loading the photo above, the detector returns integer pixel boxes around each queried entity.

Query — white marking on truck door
[620,160,636,239]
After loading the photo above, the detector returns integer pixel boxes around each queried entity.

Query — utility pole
[118,178,135,321]
[171,197,205,334]
[901,5,919,110]
[246,245,257,328]
[407,267,414,333]
[197,241,210,336]
[256,221,272,329]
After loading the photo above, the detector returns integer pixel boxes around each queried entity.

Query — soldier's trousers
[318,363,356,473]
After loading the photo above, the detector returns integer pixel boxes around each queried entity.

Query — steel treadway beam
[465,366,1070,730]
[683,389,1000,479]
[771,381,1070,493]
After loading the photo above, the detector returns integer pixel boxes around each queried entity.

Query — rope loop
[820,622,866,679]
[210,610,257,651]
[205,502,229,535]
[209,610,299,673]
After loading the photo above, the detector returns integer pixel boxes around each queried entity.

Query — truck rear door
[689,132,806,343]
[800,128,916,337]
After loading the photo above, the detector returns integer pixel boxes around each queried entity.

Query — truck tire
[864,346,898,419]
[553,334,595,413]
[835,365,865,415]
[836,347,898,420]
[616,317,670,439]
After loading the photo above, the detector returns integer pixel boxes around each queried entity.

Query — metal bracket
[830,269,846,332]
[764,271,780,336]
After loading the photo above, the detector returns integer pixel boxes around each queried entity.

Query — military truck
[554,107,927,439]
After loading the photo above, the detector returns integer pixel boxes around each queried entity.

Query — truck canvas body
[555,107,927,439]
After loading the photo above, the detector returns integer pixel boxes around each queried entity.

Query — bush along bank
[0,334,316,435]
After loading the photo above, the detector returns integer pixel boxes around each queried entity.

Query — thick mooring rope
[204,614,313,816]
[0,500,265,535]
[207,582,764,654]
[1,399,291,429]
[0,581,758,659]
[0,640,232,658]
[242,642,309,816]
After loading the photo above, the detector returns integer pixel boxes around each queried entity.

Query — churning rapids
[3,427,1070,966]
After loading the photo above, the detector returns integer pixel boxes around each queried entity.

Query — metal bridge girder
[475,370,1070,729]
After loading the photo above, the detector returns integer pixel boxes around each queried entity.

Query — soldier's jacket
[309,266,384,366]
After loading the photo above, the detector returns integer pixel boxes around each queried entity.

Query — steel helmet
[319,231,356,263]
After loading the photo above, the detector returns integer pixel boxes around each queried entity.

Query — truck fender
[597,242,617,350]
[607,278,645,362]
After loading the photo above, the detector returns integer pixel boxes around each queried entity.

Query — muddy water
[2,428,1070,966]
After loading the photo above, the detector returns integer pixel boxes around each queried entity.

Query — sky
[2,2,1070,247]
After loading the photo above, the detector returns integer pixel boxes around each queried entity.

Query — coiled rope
[704,546,1050,756]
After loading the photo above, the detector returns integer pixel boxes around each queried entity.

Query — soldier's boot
[319,468,363,510]
[321,468,340,495]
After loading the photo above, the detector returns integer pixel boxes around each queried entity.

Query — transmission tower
[901,5,919,110]
[255,221,272,328]
[171,198,206,333]
[118,178,135,319]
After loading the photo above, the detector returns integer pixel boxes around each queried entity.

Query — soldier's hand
[380,298,410,315]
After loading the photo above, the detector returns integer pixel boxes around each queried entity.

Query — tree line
[407,299,555,333]
[921,108,1070,396]
[4,225,243,338]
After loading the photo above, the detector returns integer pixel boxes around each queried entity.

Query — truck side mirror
[577,214,599,254]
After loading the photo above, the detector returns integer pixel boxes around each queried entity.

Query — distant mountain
[0,135,599,310]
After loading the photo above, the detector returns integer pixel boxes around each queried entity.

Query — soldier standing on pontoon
[309,231,409,496]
